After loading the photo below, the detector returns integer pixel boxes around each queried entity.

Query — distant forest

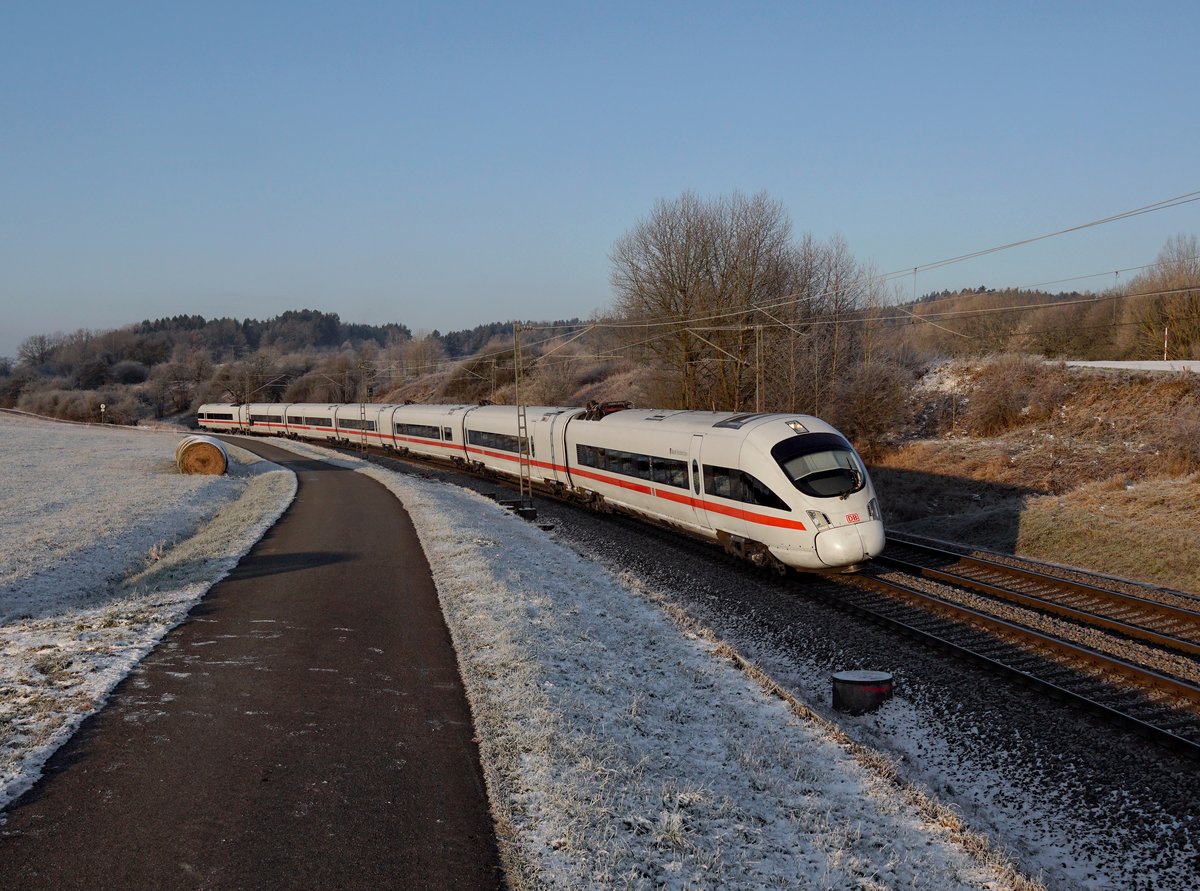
[0,307,586,425]
[2,191,1196,452]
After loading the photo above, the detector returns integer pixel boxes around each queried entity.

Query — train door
[384,406,400,449]
[688,434,711,530]
[458,406,479,463]
[549,409,581,486]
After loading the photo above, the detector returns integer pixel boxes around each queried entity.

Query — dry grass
[874,361,1200,593]
[1014,474,1200,593]
[1161,404,1200,475]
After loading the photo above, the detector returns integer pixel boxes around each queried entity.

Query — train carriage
[301,405,341,441]
[386,404,472,459]
[196,400,884,571]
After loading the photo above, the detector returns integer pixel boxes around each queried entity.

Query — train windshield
[770,432,865,499]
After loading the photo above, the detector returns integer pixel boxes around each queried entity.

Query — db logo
[845,513,861,524]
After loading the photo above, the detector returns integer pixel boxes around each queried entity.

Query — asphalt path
[0,439,505,889]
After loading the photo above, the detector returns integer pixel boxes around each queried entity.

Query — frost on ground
[0,415,296,809]
[276,439,1028,891]
[0,417,1032,889]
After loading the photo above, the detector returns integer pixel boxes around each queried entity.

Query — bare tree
[399,333,447,379]
[610,192,715,408]
[609,192,891,414]
[17,333,61,369]
[610,191,796,410]
[1127,234,1200,358]
[213,355,284,404]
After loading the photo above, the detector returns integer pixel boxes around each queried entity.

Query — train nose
[814,521,885,567]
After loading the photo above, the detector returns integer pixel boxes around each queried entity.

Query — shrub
[824,360,914,458]
[1162,405,1200,475]
[110,360,149,385]
[963,354,1065,436]
[1025,362,1072,422]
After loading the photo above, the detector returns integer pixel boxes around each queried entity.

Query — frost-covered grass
[276,438,1032,890]
[0,414,296,809]
[0,416,1034,889]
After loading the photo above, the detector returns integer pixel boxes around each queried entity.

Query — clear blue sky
[3,1,1198,359]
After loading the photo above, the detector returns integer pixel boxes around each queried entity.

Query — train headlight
[868,498,881,522]
[806,510,831,529]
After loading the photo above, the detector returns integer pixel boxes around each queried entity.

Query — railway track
[879,536,1200,654]
[853,536,1200,755]
[303,437,1200,757]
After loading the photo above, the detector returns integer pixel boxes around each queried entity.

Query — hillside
[871,359,1200,594]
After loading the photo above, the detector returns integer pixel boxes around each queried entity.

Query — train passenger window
[575,444,688,489]
[740,471,790,511]
[287,416,303,425]
[661,459,688,489]
[704,465,736,499]
[468,429,520,452]
[703,464,791,510]
[443,427,453,441]
[396,423,440,439]
[305,417,331,427]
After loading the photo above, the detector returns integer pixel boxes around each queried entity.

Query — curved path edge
[0,438,505,890]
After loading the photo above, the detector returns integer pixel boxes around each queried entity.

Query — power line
[521,189,1200,336]
[883,190,1200,279]
[375,192,1200,382]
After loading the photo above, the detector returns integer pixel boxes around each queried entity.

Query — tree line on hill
[2,190,1196,457]
[0,308,576,425]
[895,234,1200,361]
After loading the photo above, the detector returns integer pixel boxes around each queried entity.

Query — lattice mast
[513,322,533,504]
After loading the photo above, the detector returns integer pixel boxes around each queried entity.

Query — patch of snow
[915,360,973,396]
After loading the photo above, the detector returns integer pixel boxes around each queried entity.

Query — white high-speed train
[196,400,885,571]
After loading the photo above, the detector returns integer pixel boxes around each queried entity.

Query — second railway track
[857,536,1200,754]
[879,535,1200,654]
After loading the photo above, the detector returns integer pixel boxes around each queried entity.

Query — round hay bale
[176,435,229,475]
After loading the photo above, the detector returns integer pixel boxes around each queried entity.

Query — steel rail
[886,535,1200,620]
[828,577,1200,758]
[851,573,1200,706]
[875,553,1200,657]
